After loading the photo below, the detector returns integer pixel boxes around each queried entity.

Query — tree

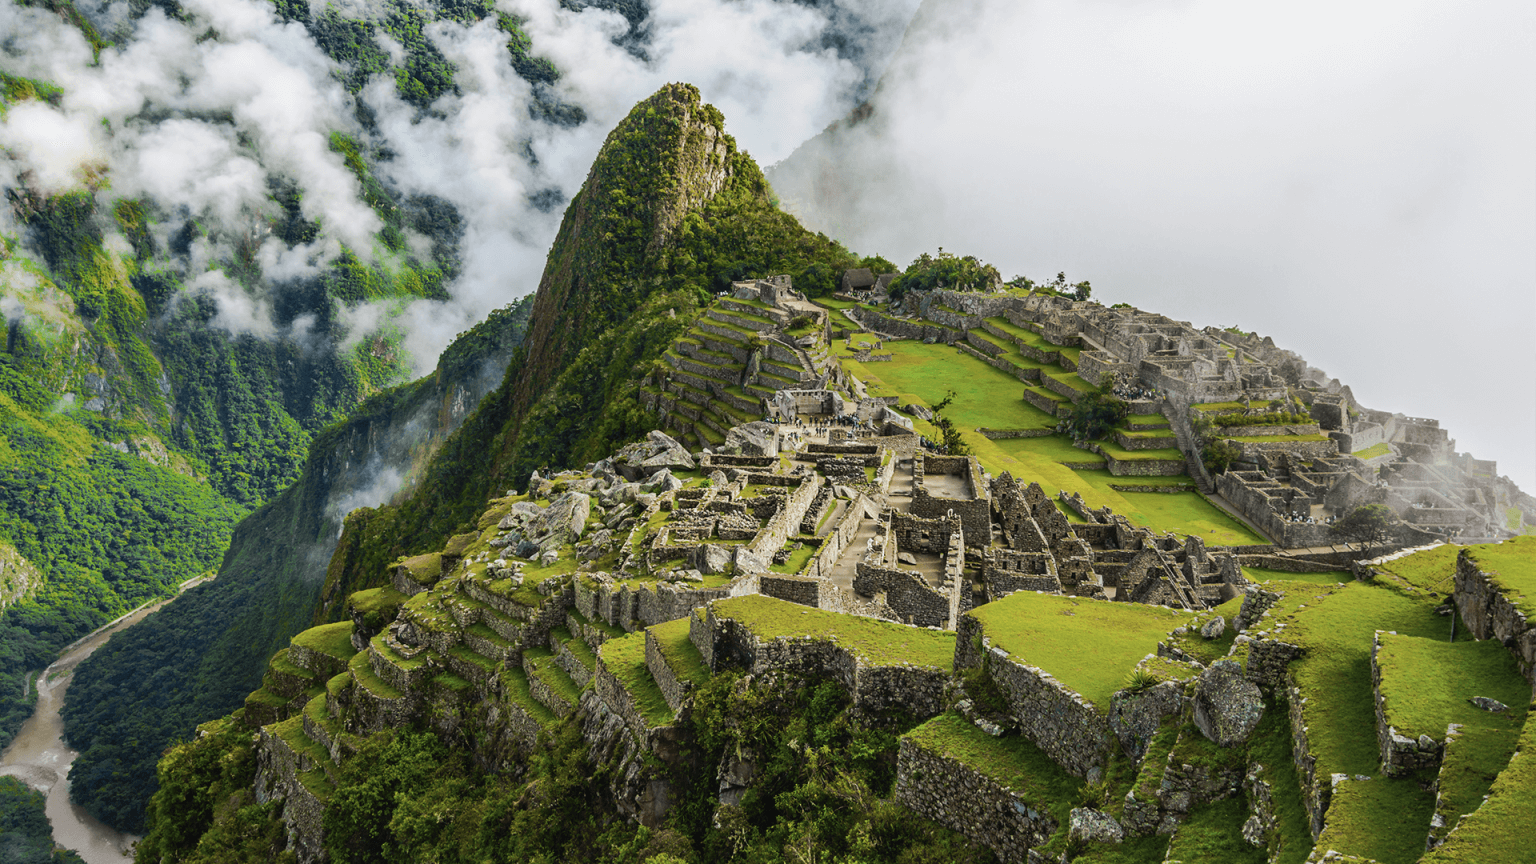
[1202,439,1242,474]
[888,249,1000,294]
[930,390,971,456]
[1059,383,1126,442]
[1331,504,1396,550]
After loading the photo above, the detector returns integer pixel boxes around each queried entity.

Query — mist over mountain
[769,0,1536,491]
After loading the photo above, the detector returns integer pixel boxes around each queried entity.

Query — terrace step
[717,386,763,414]
[523,647,581,718]
[706,307,775,333]
[552,626,597,688]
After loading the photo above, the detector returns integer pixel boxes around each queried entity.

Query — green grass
[370,633,428,672]
[523,646,581,706]
[290,621,357,661]
[1465,536,1536,618]
[245,687,286,708]
[768,543,818,575]
[346,586,407,630]
[1247,699,1314,864]
[1352,442,1391,460]
[269,649,311,681]
[1374,632,1529,740]
[1308,771,1437,864]
[648,617,710,688]
[431,672,473,692]
[1163,796,1266,864]
[968,593,1193,710]
[1421,716,1536,862]
[904,712,1083,812]
[347,650,401,699]
[711,595,956,669]
[500,666,556,725]
[993,435,1104,466]
[599,631,675,727]
[1106,488,1265,547]
[1243,567,1350,585]
[551,626,596,670]
[1374,543,1460,597]
[448,643,498,676]
[1125,414,1168,426]
[1253,579,1460,859]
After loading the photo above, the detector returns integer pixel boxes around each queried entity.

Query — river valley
[1,578,211,864]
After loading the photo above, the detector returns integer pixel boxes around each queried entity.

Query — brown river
[0,576,211,864]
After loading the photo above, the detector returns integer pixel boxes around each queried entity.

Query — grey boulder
[1192,659,1264,747]
[725,421,778,457]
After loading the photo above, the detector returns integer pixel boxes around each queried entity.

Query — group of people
[1280,510,1336,525]
[1113,383,1161,401]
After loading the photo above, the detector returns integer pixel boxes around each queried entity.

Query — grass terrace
[648,617,710,688]
[1420,715,1536,863]
[1162,797,1266,864]
[710,595,956,669]
[768,543,818,575]
[1242,567,1350,586]
[1125,413,1168,427]
[1306,773,1435,864]
[1374,632,1528,744]
[1372,543,1460,597]
[291,621,357,662]
[500,666,556,726]
[841,340,1263,545]
[599,631,674,727]
[1352,442,1391,460]
[346,586,406,631]
[347,650,401,699]
[1264,579,1462,860]
[967,592,1194,710]
[904,712,1083,824]
[1464,536,1536,617]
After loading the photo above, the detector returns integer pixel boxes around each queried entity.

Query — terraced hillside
[647,291,836,448]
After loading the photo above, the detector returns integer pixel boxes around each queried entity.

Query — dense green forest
[138,675,988,864]
[0,0,560,833]
[60,296,533,834]
[0,778,86,864]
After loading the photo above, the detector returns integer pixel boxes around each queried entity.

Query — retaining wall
[894,735,1058,862]
[955,616,1113,779]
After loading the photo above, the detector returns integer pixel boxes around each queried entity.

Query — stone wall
[848,307,964,344]
[805,494,868,582]
[910,454,991,545]
[575,574,733,632]
[1100,449,1186,477]
[748,474,823,561]
[254,726,328,864]
[760,573,821,607]
[1453,549,1536,687]
[645,628,693,713]
[853,561,954,628]
[977,427,1054,439]
[957,341,1042,385]
[955,616,1114,779]
[894,735,1058,862]
[1285,673,1330,839]
[693,606,949,719]
[1371,631,1444,776]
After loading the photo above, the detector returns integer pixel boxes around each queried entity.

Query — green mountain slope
[60,297,531,832]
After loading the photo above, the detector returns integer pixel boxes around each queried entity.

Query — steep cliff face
[514,82,735,413]
[0,541,40,611]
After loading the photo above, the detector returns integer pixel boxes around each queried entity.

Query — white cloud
[770,0,1536,490]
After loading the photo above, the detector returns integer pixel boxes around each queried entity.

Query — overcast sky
[769,0,1536,492]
